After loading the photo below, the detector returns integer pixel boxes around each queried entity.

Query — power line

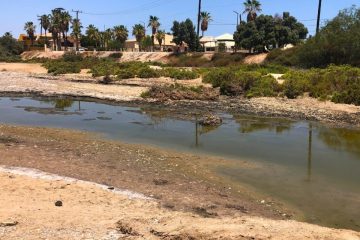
[82,0,172,16]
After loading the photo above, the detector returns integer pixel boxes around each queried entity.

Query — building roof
[215,33,234,41]
[200,36,216,43]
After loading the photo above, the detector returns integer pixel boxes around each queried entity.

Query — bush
[210,53,245,67]
[282,65,360,105]
[203,67,283,97]
[246,76,281,98]
[116,69,135,79]
[265,47,300,66]
[282,70,311,98]
[162,68,199,80]
[62,51,83,62]
[108,52,123,59]
[167,53,209,67]
[137,67,160,78]
[43,61,81,75]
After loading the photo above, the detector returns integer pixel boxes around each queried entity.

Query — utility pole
[72,9,82,22]
[233,11,239,26]
[72,9,82,51]
[197,0,202,38]
[316,0,322,34]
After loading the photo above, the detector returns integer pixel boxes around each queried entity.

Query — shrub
[282,70,311,99]
[167,53,208,67]
[116,69,135,79]
[62,51,83,62]
[90,60,119,77]
[211,53,245,67]
[162,68,199,80]
[137,67,160,78]
[282,65,360,105]
[265,47,300,67]
[218,43,226,52]
[246,76,281,98]
[43,61,81,75]
[108,52,123,59]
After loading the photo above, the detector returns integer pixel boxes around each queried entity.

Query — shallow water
[0,97,359,231]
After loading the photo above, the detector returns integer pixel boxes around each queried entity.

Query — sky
[1,0,358,38]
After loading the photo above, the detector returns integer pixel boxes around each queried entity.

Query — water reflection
[318,127,360,158]
[235,116,292,134]
[307,124,313,181]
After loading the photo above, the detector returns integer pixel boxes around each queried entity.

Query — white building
[200,33,235,52]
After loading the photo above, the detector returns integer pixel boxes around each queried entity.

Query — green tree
[243,0,262,22]
[40,14,50,44]
[113,25,129,49]
[24,21,36,46]
[132,24,146,51]
[274,12,308,47]
[148,15,160,50]
[297,6,360,67]
[234,13,307,53]
[142,35,153,51]
[71,18,82,51]
[0,32,23,58]
[49,8,64,50]
[200,11,212,37]
[171,19,199,52]
[155,30,166,50]
[86,24,100,48]
[60,11,72,50]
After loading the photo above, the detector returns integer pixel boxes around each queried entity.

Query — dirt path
[0,63,47,74]
[1,166,359,240]
[0,71,146,101]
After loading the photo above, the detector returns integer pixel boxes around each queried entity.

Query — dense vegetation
[266,6,360,68]
[203,65,360,105]
[0,33,23,61]
[234,12,308,53]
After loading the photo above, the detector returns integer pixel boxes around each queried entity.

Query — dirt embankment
[1,125,359,240]
[20,50,173,63]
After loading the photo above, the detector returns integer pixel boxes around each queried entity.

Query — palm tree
[113,25,129,49]
[102,28,113,50]
[24,21,36,47]
[49,8,63,50]
[155,30,165,51]
[200,11,212,37]
[243,0,262,22]
[148,16,160,51]
[71,18,82,51]
[40,15,50,44]
[86,25,100,49]
[132,24,146,51]
[60,11,72,50]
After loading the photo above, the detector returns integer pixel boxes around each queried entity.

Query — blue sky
[1,0,357,38]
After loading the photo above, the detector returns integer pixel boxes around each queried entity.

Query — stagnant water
[0,97,359,231]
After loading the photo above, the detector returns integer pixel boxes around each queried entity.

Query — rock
[199,114,222,126]
[55,200,63,207]
[153,179,169,186]
[108,186,115,190]
[0,221,18,227]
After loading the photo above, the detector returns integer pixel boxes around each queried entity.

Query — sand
[1,167,359,240]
